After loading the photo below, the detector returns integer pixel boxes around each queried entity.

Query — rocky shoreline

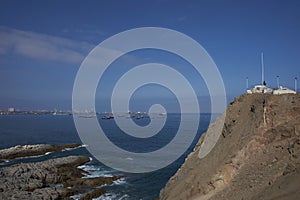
[0,143,82,162]
[0,144,122,200]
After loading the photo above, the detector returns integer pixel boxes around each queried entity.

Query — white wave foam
[78,164,101,171]
[113,177,126,185]
[0,160,10,165]
[78,164,118,178]
[84,173,114,178]
[62,144,87,151]
[93,193,129,200]
[71,192,128,200]
[70,193,83,200]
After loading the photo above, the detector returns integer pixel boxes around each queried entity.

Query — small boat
[101,115,114,120]
[136,115,144,119]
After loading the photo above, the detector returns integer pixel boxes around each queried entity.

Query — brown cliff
[160,94,300,200]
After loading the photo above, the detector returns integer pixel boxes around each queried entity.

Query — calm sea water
[0,113,215,200]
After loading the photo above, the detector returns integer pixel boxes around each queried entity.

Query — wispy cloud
[0,26,94,64]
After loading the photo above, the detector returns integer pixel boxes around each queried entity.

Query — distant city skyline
[0,0,299,112]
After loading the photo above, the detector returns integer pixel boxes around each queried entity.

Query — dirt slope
[160,94,300,200]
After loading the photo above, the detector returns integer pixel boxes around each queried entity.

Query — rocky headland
[160,94,300,200]
[0,144,122,200]
[0,143,82,162]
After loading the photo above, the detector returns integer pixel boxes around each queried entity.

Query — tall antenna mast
[276,75,280,88]
[261,52,264,85]
[295,77,298,92]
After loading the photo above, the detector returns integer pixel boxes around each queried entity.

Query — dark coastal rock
[80,188,106,200]
[0,154,121,200]
[63,176,123,188]
[0,143,82,160]
[0,156,88,199]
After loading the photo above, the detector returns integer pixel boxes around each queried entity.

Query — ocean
[0,113,214,200]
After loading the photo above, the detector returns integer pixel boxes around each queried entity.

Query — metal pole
[276,76,279,88]
[246,77,249,89]
[295,77,298,92]
[261,52,264,85]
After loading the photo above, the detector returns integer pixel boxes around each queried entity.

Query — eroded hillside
[160,94,300,200]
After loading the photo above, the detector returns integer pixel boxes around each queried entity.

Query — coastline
[0,143,82,162]
[0,144,123,200]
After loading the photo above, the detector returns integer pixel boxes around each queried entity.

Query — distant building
[8,107,15,112]
[273,86,296,95]
[247,85,296,95]
[247,85,273,94]
[246,53,297,95]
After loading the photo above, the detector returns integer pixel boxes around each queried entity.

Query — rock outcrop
[0,146,122,200]
[0,143,82,161]
[160,94,300,200]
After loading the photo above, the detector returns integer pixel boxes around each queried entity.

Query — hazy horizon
[1,0,299,112]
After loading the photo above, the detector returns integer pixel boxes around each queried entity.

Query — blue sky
[0,0,299,112]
